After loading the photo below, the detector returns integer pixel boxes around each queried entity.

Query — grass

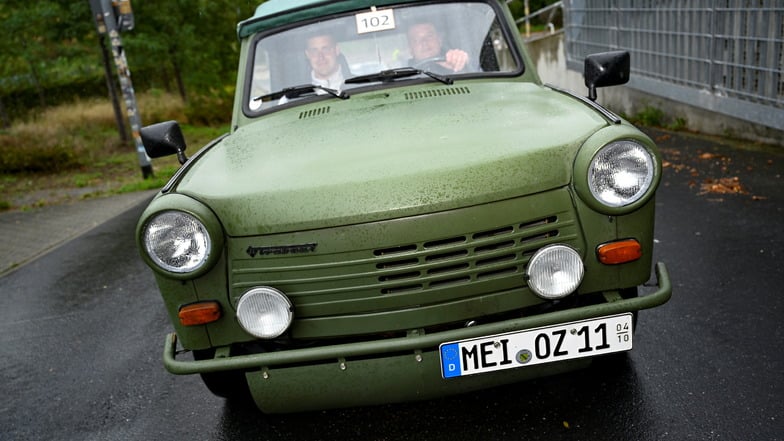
[624,104,690,132]
[0,92,229,211]
[631,105,665,127]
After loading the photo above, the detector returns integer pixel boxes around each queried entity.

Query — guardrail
[510,0,563,39]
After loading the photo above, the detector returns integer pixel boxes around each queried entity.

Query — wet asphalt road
[1,128,782,440]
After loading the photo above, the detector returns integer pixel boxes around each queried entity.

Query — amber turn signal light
[178,301,222,326]
[597,239,642,265]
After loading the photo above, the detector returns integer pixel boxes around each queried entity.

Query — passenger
[304,34,345,90]
[406,22,469,73]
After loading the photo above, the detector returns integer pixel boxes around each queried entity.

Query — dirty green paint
[177,82,607,235]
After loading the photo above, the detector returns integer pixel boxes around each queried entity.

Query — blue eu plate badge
[440,343,462,378]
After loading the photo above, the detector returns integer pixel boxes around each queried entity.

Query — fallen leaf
[699,152,719,160]
[699,177,747,195]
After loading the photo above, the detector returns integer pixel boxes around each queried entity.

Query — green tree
[0,0,258,123]
[0,0,102,120]
[0,1,65,106]
[124,0,257,101]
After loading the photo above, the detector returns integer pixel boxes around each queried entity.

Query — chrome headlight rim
[236,286,294,339]
[137,197,224,279]
[526,244,585,300]
[588,140,655,207]
[574,138,661,215]
[142,210,211,274]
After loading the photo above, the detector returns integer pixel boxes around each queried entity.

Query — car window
[247,1,520,112]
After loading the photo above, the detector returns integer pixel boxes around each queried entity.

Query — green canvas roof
[237,0,430,38]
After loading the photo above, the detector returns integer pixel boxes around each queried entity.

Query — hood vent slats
[404,86,471,101]
[296,87,470,119]
[299,106,331,119]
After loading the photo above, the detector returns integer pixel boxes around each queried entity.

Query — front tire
[620,287,639,331]
[193,349,252,402]
[593,287,639,366]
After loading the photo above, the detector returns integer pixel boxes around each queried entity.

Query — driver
[406,22,469,73]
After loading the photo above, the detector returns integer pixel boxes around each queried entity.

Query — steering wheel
[413,56,447,71]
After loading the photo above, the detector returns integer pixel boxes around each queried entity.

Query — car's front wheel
[193,349,252,402]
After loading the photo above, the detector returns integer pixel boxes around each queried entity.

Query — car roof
[253,0,323,17]
[238,0,437,38]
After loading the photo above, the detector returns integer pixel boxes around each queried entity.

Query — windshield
[247,1,520,112]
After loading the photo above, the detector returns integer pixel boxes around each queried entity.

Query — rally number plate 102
[439,314,633,379]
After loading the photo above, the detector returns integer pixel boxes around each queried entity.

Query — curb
[0,190,158,276]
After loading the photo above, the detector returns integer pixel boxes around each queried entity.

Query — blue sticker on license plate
[439,314,633,378]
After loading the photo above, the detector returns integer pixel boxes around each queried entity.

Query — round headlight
[588,141,655,207]
[526,244,584,300]
[142,211,211,273]
[236,287,293,339]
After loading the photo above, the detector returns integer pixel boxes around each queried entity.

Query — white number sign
[355,8,396,34]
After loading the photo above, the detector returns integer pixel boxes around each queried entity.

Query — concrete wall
[525,32,784,146]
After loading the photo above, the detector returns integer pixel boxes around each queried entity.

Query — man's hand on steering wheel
[443,49,468,72]
[414,49,469,73]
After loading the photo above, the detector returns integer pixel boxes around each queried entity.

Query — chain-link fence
[562,0,784,130]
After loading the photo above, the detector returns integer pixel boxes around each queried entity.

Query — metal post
[88,0,153,179]
[98,34,129,144]
[107,27,153,178]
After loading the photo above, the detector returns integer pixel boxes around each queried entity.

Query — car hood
[175,82,607,236]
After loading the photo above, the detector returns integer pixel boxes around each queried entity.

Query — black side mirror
[140,120,188,165]
[584,51,630,101]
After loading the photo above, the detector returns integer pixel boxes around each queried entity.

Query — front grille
[372,216,558,295]
[229,189,581,338]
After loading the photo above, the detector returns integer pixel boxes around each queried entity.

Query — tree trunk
[169,47,188,102]
[0,96,10,129]
[25,58,46,108]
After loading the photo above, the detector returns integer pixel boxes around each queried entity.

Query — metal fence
[562,0,784,131]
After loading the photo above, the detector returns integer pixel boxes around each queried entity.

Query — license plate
[439,314,633,378]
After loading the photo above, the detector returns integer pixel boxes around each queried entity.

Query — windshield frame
[241,0,525,117]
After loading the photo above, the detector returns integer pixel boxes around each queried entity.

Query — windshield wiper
[345,67,453,85]
[255,84,348,103]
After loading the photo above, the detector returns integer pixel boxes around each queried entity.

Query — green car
[136,0,671,413]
